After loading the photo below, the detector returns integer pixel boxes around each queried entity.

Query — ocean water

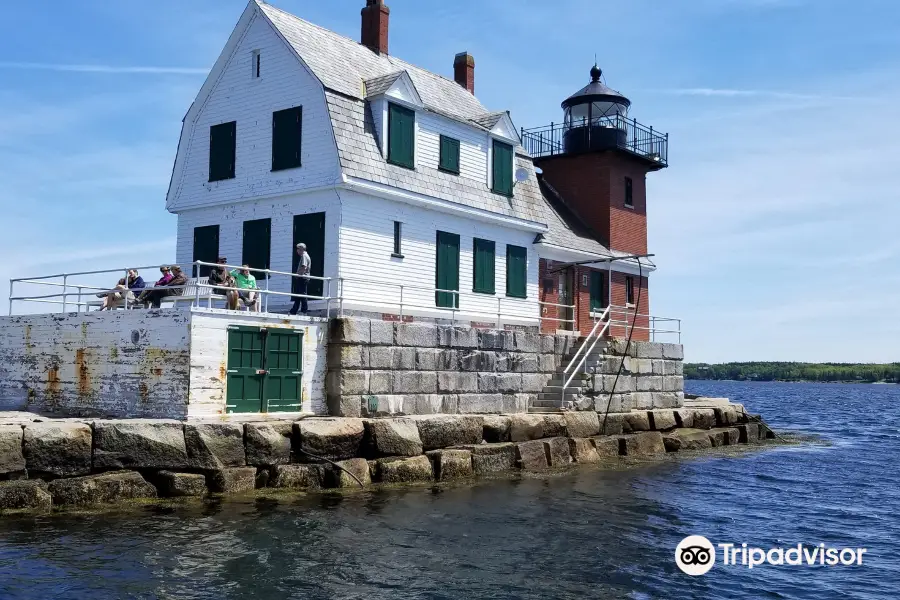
[0,381,897,599]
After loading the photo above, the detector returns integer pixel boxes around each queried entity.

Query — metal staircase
[530,306,611,413]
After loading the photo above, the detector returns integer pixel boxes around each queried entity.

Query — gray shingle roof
[469,111,507,130]
[326,92,546,225]
[259,2,487,122]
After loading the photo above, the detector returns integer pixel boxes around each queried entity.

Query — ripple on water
[0,381,896,599]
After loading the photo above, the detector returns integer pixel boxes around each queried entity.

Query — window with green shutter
[435,231,460,308]
[242,218,271,279]
[438,135,460,174]
[589,270,607,312]
[209,121,236,182]
[388,103,415,169]
[472,238,495,294]
[506,245,527,298]
[272,107,302,171]
[492,140,513,196]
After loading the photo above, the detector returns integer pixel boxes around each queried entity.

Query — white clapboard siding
[175,189,340,306]
[187,311,327,417]
[416,111,489,185]
[168,10,340,212]
[338,190,539,323]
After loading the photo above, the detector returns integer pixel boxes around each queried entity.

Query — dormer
[365,71,424,168]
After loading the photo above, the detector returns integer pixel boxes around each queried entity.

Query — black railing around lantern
[520,114,668,166]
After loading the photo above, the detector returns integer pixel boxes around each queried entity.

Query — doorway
[293,213,326,298]
[226,326,303,413]
[558,267,574,331]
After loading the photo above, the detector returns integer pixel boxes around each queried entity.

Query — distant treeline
[684,362,900,383]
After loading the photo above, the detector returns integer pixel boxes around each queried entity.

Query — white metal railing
[7,261,575,329]
[7,263,681,340]
[560,305,611,408]
[607,305,681,344]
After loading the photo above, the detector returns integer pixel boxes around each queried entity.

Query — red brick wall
[537,152,649,255]
[539,261,650,341]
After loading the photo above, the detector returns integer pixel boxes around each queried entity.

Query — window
[388,103,415,169]
[625,176,634,208]
[438,135,460,174]
[506,245,527,298]
[242,218,271,278]
[209,121,236,182]
[192,225,220,277]
[272,107,302,171]
[492,140,514,196]
[589,270,606,312]
[252,50,261,78]
[392,221,403,258]
[435,231,460,308]
[626,276,635,305]
[472,238,495,294]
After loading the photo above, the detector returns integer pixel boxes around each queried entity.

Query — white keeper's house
[167,0,668,337]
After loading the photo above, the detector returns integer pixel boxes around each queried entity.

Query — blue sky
[1,0,897,362]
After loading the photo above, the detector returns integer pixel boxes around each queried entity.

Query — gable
[166,1,340,212]
[491,113,520,145]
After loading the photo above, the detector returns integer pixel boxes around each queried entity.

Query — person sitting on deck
[135,266,172,307]
[138,266,187,308]
[208,257,239,309]
[98,278,130,311]
[230,265,259,311]
[127,269,145,297]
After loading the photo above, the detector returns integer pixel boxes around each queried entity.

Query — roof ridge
[259,1,369,52]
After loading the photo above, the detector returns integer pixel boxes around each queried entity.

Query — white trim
[341,176,548,233]
[490,113,520,146]
[535,242,656,276]
[339,299,538,328]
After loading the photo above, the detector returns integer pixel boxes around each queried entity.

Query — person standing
[290,242,311,315]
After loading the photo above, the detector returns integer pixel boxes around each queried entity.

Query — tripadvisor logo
[675,536,868,575]
[675,536,715,576]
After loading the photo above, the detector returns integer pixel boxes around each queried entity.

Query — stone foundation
[0,403,774,513]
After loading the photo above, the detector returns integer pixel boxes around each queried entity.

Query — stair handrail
[561,306,611,407]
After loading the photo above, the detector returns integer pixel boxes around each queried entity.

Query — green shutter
[590,270,606,312]
[439,135,460,174]
[388,103,415,169]
[272,107,302,171]
[472,238,495,294]
[242,218,271,278]
[209,121,236,182]
[505,245,527,298]
[192,225,220,277]
[492,140,513,196]
[435,231,460,308]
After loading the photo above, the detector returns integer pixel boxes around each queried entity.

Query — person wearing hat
[208,257,239,309]
[142,265,187,308]
[136,265,172,307]
[290,242,311,315]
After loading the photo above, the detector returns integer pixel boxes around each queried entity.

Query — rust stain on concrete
[109,347,118,360]
[139,381,149,404]
[24,325,32,354]
[219,361,227,382]
[75,348,92,399]
[46,367,61,407]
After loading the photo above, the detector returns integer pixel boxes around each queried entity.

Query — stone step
[528,406,564,413]
[531,398,566,407]
[538,392,581,402]
[545,378,589,388]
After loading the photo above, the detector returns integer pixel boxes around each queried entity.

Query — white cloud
[0,62,208,75]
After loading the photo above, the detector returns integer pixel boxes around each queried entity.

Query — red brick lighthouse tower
[523,65,668,340]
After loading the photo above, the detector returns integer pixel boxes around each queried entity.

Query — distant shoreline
[684,362,900,384]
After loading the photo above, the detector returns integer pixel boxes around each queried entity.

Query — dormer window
[491,139,513,197]
[438,135,460,174]
[387,103,415,169]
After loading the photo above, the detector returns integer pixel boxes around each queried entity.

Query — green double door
[226,326,303,413]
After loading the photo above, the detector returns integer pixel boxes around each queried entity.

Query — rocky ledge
[0,405,775,513]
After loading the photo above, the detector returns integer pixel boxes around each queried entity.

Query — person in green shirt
[230,265,259,311]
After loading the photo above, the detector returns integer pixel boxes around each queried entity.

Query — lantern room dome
[562,65,631,122]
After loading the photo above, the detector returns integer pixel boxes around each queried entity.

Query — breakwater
[0,403,772,513]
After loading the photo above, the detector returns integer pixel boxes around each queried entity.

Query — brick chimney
[361,0,390,55]
[454,52,475,94]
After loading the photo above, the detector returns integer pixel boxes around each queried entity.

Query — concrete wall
[595,338,684,412]
[326,317,562,417]
[0,311,191,418]
[187,309,327,417]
